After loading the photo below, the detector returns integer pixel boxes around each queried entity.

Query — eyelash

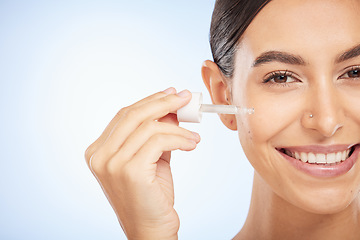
[339,66,360,80]
[262,70,297,87]
[262,66,360,87]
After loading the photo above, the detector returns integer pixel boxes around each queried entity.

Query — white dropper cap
[177,92,203,123]
[177,92,254,123]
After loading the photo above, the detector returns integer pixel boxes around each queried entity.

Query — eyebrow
[252,51,306,67]
[336,44,360,63]
[252,43,360,68]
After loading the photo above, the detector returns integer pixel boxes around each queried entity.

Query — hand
[85,88,200,240]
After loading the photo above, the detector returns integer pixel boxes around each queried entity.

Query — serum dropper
[177,92,254,123]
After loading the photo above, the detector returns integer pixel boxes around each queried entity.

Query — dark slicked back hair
[210,0,271,78]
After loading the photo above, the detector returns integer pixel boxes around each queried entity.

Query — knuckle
[106,161,118,176]
[140,120,156,131]
[150,133,164,145]
[89,152,106,175]
[116,106,129,117]
[159,95,177,113]
[122,106,140,120]
[157,91,168,97]
[106,155,126,176]
[84,144,94,164]
[159,94,173,104]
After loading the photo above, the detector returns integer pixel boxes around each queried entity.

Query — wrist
[128,233,178,240]
[127,226,178,240]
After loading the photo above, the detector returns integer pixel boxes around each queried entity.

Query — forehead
[242,0,360,58]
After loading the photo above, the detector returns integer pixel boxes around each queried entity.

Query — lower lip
[278,145,360,178]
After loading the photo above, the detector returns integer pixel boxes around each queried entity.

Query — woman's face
[233,0,360,214]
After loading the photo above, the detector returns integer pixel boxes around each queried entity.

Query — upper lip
[277,144,357,154]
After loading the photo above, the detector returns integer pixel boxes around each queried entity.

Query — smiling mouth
[278,145,356,166]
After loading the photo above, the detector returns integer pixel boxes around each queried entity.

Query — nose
[301,81,344,138]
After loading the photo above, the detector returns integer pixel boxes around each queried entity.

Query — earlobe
[201,60,237,130]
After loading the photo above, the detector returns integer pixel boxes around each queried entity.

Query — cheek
[342,86,360,127]
[232,85,307,184]
[234,89,305,149]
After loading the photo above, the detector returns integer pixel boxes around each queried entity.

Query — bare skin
[86,0,360,239]
[204,0,360,239]
[85,88,199,240]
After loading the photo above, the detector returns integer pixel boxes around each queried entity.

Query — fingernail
[188,139,197,146]
[177,90,190,98]
[163,87,175,95]
[191,132,201,142]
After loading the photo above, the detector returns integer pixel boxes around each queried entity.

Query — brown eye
[340,67,360,79]
[348,69,360,78]
[263,70,298,85]
[274,75,288,83]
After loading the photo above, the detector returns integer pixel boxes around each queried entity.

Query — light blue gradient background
[0,1,253,239]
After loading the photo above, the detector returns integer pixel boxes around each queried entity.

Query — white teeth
[341,151,346,161]
[308,152,316,163]
[327,153,336,164]
[316,154,326,164]
[336,152,342,162]
[284,149,352,164]
[300,152,308,163]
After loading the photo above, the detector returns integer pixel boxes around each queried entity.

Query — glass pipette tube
[177,92,255,123]
[199,104,255,115]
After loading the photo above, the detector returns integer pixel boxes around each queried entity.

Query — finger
[158,113,179,126]
[84,87,177,165]
[110,121,200,164]
[102,90,192,155]
[159,151,171,164]
[131,134,198,168]
[129,87,176,109]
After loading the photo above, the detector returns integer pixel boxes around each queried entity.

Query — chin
[289,186,359,215]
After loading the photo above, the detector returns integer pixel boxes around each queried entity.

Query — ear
[202,60,237,130]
